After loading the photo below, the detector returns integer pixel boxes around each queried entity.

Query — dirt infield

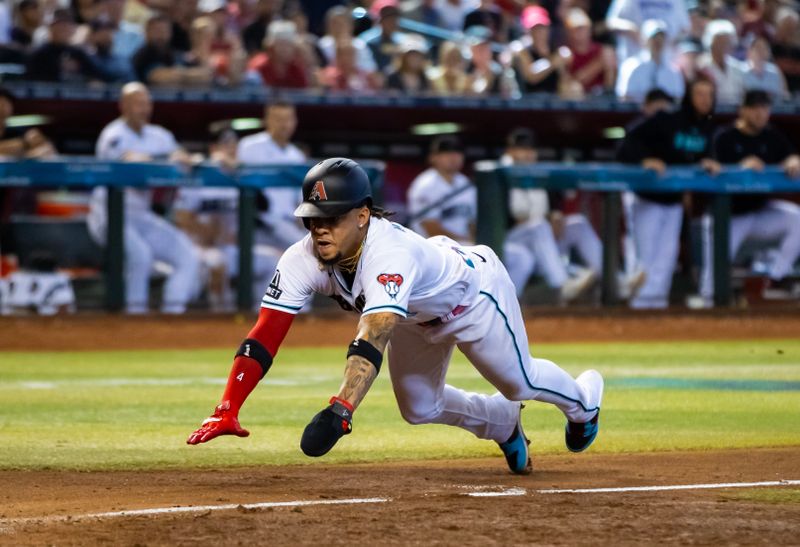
[2,310,800,351]
[3,312,799,544]
[2,448,799,545]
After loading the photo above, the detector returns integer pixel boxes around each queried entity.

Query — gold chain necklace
[338,238,364,274]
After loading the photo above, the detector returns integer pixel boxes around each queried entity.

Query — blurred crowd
[0,0,798,104]
[1,76,799,315]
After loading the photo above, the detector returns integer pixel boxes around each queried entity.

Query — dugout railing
[474,162,800,307]
[0,159,384,311]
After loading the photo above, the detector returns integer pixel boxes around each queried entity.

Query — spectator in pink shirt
[563,8,616,96]
[246,20,310,89]
[318,39,383,93]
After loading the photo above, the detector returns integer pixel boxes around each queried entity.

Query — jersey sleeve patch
[376,273,403,300]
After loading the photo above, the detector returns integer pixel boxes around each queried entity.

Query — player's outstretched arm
[300,312,398,457]
[187,308,295,445]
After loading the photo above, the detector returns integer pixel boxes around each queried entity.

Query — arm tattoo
[336,313,398,409]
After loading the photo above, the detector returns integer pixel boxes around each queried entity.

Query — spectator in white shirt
[616,19,685,104]
[742,36,789,101]
[605,0,690,65]
[318,6,377,73]
[697,19,745,104]
[435,0,480,32]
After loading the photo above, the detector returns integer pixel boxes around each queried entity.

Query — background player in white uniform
[87,82,201,314]
[408,135,594,304]
[173,186,281,311]
[700,90,800,302]
[188,158,605,475]
[502,128,645,301]
[236,102,307,251]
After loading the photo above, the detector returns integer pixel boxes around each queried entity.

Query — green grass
[0,340,798,471]
[722,489,800,504]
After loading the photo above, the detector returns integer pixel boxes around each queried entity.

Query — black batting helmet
[293,158,372,219]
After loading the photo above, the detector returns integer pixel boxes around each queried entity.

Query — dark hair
[369,204,394,220]
[430,134,463,154]
[506,127,536,149]
[18,0,39,11]
[0,86,16,104]
[742,89,771,107]
[644,88,674,105]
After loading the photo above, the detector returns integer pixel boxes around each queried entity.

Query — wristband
[347,338,382,373]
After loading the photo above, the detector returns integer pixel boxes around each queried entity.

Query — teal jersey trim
[362,304,408,316]
[479,291,599,413]
[261,301,303,312]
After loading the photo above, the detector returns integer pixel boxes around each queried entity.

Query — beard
[315,250,342,267]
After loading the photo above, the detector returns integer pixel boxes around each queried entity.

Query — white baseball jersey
[174,187,239,244]
[236,132,306,227]
[89,118,180,219]
[260,216,602,447]
[407,168,476,241]
[261,218,481,324]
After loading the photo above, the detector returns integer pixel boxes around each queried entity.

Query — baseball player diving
[187,158,604,474]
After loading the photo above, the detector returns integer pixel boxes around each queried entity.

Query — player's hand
[300,397,353,457]
[700,158,722,176]
[740,155,765,172]
[642,158,666,176]
[186,401,249,445]
[783,155,800,179]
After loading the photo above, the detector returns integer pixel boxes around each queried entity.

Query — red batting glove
[186,401,250,445]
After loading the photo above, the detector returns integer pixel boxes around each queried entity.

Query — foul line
[5,480,798,528]
[539,479,800,495]
[1,497,389,527]
[463,479,800,497]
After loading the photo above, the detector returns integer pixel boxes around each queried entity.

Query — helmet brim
[293,201,357,219]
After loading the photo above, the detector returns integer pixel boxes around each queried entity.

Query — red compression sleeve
[221,308,295,414]
[246,307,295,356]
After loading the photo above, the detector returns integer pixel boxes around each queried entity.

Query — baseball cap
[371,0,399,20]
[430,135,463,155]
[742,89,771,107]
[198,0,227,13]
[267,20,297,43]
[465,25,492,46]
[641,19,668,41]
[521,6,550,29]
[400,34,429,55]
[564,8,591,29]
[507,128,537,149]
[676,38,702,55]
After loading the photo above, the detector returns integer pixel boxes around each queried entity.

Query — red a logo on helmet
[309,180,328,201]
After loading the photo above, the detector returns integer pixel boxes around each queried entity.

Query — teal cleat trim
[565,411,600,453]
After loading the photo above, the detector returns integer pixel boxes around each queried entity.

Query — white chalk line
[4,479,797,529]
[537,479,800,494]
[0,497,390,528]
[468,488,527,497]
[463,479,800,497]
